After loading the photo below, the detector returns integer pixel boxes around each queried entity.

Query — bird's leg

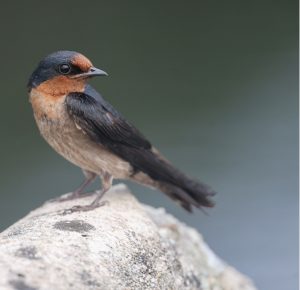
[74,170,97,195]
[55,170,97,202]
[65,172,113,213]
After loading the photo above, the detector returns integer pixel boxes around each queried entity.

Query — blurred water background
[0,1,298,289]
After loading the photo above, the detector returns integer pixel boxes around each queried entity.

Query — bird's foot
[48,191,96,203]
[49,172,98,204]
[62,200,109,215]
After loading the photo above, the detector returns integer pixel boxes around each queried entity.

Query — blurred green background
[0,1,298,289]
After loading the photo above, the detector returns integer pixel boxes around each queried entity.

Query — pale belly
[30,92,132,179]
[37,116,132,178]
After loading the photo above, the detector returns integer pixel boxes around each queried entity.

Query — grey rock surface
[0,184,257,290]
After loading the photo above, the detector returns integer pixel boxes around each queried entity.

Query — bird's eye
[58,64,71,74]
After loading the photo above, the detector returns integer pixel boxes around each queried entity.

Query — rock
[0,184,257,290]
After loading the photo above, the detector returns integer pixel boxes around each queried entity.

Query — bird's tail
[156,173,215,212]
[131,150,216,212]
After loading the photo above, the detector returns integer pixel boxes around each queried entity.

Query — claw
[48,191,95,204]
[62,200,109,215]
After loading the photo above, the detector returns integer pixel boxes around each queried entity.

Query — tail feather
[158,176,215,212]
[130,148,216,212]
[157,183,199,212]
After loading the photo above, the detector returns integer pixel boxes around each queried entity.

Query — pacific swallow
[27,51,215,212]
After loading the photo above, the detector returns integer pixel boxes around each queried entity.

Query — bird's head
[28,51,107,96]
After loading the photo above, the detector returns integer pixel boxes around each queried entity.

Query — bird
[27,51,215,213]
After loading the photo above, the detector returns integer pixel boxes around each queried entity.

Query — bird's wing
[65,90,152,150]
[65,88,215,211]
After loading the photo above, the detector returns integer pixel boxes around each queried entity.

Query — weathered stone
[0,184,257,290]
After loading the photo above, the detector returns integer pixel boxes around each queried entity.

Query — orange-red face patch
[35,75,86,97]
[71,53,93,72]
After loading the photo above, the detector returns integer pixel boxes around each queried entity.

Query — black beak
[71,67,108,79]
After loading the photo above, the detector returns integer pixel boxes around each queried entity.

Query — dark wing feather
[66,91,151,150]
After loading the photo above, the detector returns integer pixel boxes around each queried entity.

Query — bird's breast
[29,88,66,122]
[29,89,132,177]
[29,88,81,162]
